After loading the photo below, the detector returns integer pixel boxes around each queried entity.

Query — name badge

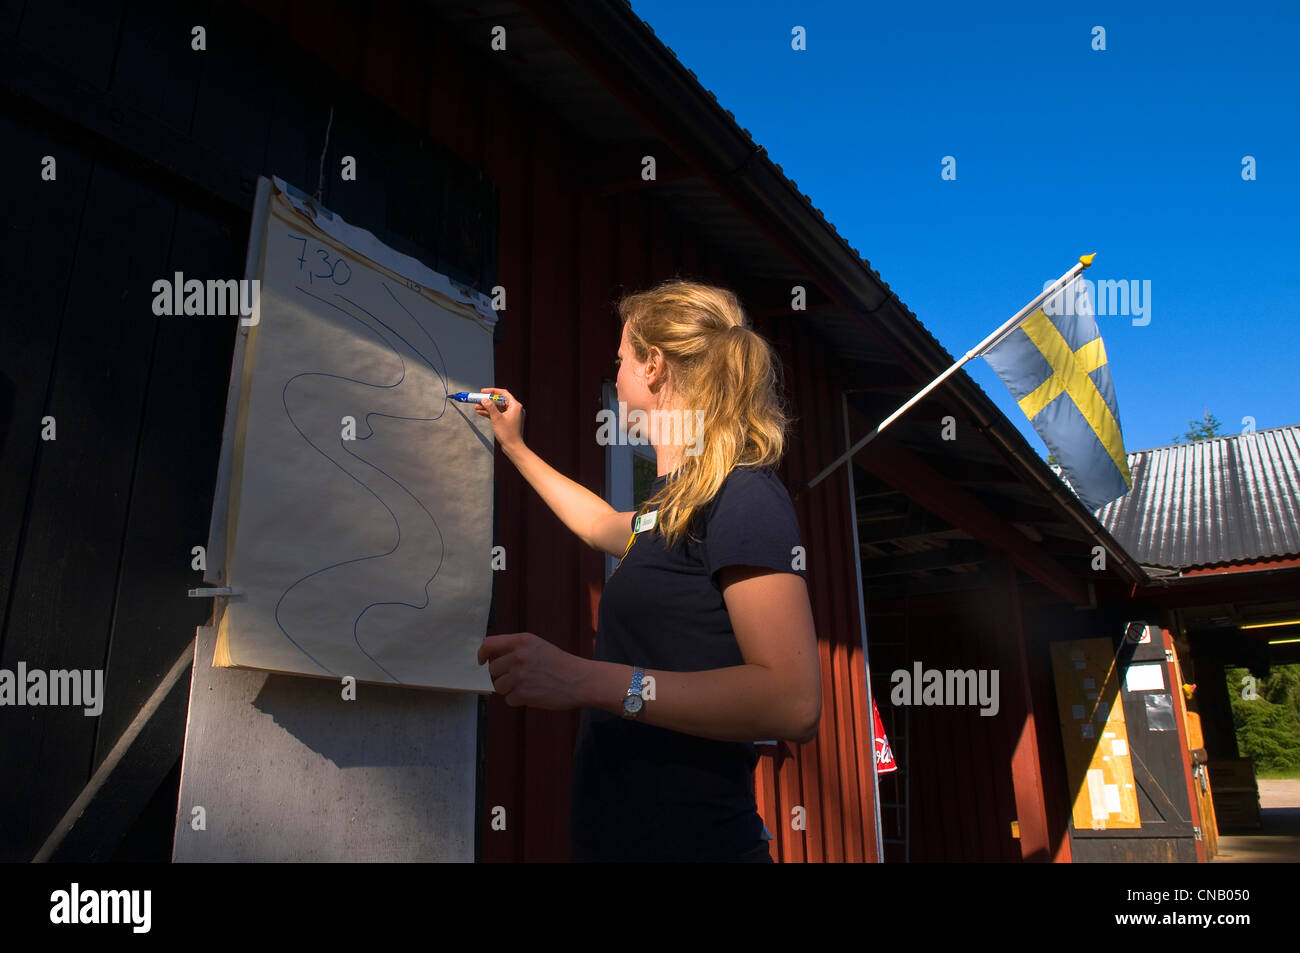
[633,510,658,534]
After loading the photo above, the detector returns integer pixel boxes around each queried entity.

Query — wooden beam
[845,403,1088,605]
[913,454,1028,486]
[996,559,1058,862]
[1179,555,1300,577]
[0,39,253,215]
[859,541,988,578]
[1136,565,1300,608]
[34,643,193,862]
[860,530,969,550]
[856,487,905,502]
[743,278,839,315]
[1162,627,1207,863]
[864,568,993,599]
[857,506,961,545]
[837,367,923,394]
[585,152,698,197]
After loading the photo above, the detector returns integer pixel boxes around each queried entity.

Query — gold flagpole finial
[1079,253,1096,268]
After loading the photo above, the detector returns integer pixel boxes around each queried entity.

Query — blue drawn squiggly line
[270,279,457,682]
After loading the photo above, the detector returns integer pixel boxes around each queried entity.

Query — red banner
[872,698,897,774]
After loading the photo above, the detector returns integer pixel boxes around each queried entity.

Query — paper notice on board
[216,181,496,692]
[1145,693,1177,731]
[1087,769,1108,820]
[1124,663,1165,692]
[1104,784,1121,814]
[1050,638,1142,831]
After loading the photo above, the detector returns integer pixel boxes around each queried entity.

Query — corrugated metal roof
[1096,425,1300,569]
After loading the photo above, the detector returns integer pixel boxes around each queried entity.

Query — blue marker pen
[451,391,510,409]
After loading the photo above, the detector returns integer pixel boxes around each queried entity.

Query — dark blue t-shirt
[570,464,807,862]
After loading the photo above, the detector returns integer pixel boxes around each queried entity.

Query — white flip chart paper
[215,179,496,692]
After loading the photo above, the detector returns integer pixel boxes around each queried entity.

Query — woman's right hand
[474,386,525,451]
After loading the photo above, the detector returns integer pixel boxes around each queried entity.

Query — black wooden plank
[317,91,499,299]
[0,39,256,215]
[250,2,500,300]
[0,115,93,647]
[188,0,275,174]
[1120,687,1195,834]
[17,0,124,89]
[111,755,182,860]
[439,164,477,288]
[0,160,173,861]
[92,201,240,771]
[1,0,503,860]
[7,6,500,302]
[1123,632,1195,832]
[480,172,499,298]
[319,95,393,242]
[262,57,330,197]
[1070,837,1197,862]
[109,0,211,135]
[387,131,443,271]
[48,647,191,860]
[0,0,25,38]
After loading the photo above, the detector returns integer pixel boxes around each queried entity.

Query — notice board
[205,176,496,693]
[1050,637,1141,830]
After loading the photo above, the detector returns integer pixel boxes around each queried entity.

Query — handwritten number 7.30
[288,234,353,285]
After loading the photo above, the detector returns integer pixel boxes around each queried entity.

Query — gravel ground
[1212,779,1300,862]
[1258,778,1300,809]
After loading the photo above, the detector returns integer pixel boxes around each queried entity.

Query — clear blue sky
[628,0,1300,454]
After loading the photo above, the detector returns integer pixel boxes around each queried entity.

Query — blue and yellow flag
[982,276,1132,511]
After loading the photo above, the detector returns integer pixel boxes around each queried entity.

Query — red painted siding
[243,0,910,863]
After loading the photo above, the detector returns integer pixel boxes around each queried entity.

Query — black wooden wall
[0,0,496,860]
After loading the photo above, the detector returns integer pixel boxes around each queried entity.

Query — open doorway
[1211,661,1300,861]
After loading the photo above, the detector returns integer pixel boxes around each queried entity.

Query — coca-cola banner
[872,698,898,775]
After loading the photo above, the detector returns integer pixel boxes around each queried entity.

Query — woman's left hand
[477,632,589,710]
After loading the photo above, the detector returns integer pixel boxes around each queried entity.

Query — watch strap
[622,666,646,719]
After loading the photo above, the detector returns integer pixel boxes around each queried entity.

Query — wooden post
[999,559,1057,861]
[1162,622,1208,862]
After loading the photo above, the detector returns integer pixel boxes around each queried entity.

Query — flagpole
[803,253,1096,493]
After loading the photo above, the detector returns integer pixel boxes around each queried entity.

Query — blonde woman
[476,280,820,863]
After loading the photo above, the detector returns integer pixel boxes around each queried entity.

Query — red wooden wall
[244,0,883,862]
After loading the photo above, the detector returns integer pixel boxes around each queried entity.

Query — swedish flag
[982,276,1132,511]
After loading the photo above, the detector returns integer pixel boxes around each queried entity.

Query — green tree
[1226,664,1300,776]
[1173,408,1222,444]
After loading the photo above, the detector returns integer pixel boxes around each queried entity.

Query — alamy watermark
[50,883,150,933]
[152,271,260,325]
[596,401,706,456]
[1044,277,1151,326]
[0,663,103,716]
[890,661,1000,717]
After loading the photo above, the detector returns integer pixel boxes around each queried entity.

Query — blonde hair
[618,279,792,550]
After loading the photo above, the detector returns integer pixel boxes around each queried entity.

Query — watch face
[623,694,644,715]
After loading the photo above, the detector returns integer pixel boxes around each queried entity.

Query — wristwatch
[621,667,646,719]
